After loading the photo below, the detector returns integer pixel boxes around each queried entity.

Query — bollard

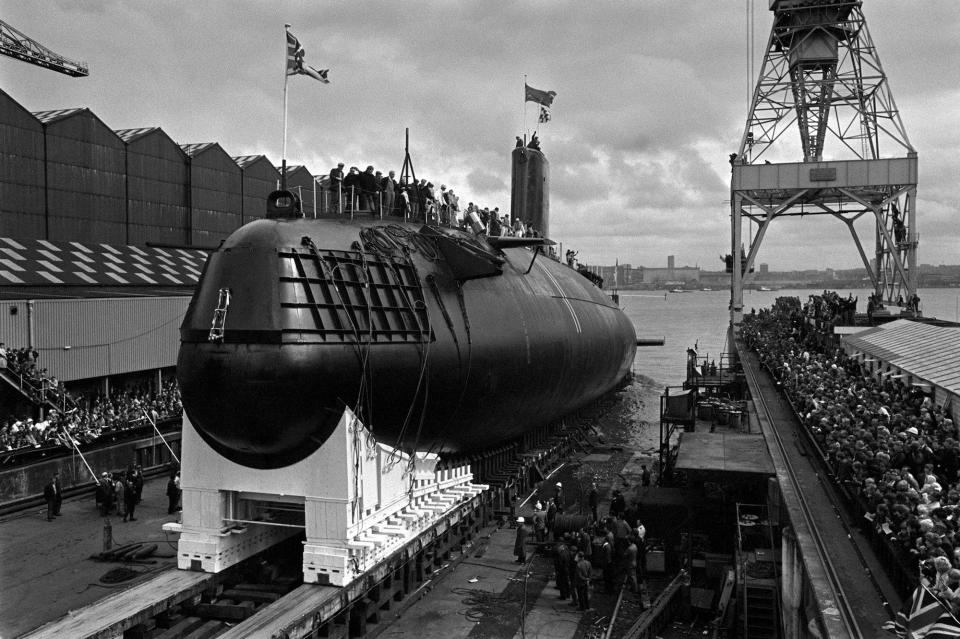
[103,518,112,552]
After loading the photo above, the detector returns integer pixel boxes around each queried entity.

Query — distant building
[759,263,769,275]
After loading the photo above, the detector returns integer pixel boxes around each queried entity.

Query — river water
[605,287,960,456]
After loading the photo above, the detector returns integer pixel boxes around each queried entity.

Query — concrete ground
[0,475,180,638]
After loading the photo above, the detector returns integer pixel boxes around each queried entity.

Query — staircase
[744,583,778,638]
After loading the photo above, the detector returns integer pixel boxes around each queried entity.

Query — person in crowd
[328,162,345,211]
[554,482,564,513]
[115,472,127,520]
[546,497,558,539]
[641,465,651,487]
[554,540,572,600]
[123,472,137,521]
[358,165,378,212]
[742,293,960,576]
[343,167,360,211]
[624,535,640,593]
[43,474,58,521]
[97,471,113,515]
[382,170,397,216]
[514,516,528,564]
[600,533,614,593]
[573,551,592,610]
[131,465,144,504]
[588,482,600,522]
[53,471,63,516]
[167,471,181,514]
[532,502,547,543]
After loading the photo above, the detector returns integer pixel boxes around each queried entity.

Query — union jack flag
[883,584,960,638]
[286,28,329,84]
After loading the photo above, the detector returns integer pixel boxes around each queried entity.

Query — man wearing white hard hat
[515,516,528,563]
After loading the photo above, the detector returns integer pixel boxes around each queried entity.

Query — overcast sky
[2,1,957,270]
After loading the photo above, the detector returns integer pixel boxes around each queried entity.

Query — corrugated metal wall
[189,145,242,246]
[240,156,279,224]
[0,300,31,346]
[126,129,189,245]
[0,90,342,247]
[0,90,45,238]
[44,111,126,244]
[0,297,189,381]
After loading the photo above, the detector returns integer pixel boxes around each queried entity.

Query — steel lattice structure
[729,0,918,327]
[0,19,88,77]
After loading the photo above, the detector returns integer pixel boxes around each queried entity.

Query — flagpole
[282,24,291,191]
[523,73,527,140]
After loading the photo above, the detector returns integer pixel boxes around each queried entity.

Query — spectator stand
[740,295,959,600]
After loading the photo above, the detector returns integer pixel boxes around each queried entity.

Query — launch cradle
[165,408,487,586]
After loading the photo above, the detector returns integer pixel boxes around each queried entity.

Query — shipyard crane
[0,18,88,76]
[729,0,917,327]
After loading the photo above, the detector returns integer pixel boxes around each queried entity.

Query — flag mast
[522,73,528,145]
[282,23,291,191]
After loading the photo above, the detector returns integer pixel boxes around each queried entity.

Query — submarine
[177,143,637,469]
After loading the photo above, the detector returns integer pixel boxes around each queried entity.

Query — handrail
[741,345,864,639]
[622,570,687,639]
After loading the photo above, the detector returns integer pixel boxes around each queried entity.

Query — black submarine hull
[178,216,636,469]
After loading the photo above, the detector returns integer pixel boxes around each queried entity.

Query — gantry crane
[729,0,917,328]
[0,18,88,76]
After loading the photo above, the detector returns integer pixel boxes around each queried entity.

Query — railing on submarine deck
[310,185,551,244]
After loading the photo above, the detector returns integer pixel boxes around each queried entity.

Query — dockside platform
[736,341,899,637]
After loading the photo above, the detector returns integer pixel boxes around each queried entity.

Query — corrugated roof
[180,142,218,157]
[233,154,269,168]
[0,237,207,287]
[843,319,960,394]
[115,127,158,143]
[32,108,86,124]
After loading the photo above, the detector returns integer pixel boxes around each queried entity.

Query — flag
[286,29,330,84]
[525,83,556,107]
[538,107,551,124]
[883,584,954,638]
[926,611,960,639]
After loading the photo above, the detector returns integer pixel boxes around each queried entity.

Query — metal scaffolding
[730,0,918,328]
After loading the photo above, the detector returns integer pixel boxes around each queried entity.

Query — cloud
[1,0,956,271]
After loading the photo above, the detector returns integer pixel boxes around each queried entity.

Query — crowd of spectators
[741,296,958,590]
[326,161,546,240]
[0,351,182,454]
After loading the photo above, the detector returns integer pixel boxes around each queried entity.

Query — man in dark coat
[328,163,345,211]
[358,166,378,212]
[53,471,63,516]
[514,516,528,564]
[131,465,144,504]
[573,551,592,610]
[343,167,360,212]
[588,482,600,522]
[554,542,572,600]
[123,473,138,521]
[43,475,58,521]
[167,472,181,514]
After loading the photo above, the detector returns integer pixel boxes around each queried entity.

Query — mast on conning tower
[729,0,918,329]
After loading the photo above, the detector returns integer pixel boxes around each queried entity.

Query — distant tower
[729,0,917,327]
[511,140,550,237]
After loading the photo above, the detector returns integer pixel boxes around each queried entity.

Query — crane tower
[0,19,88,76]
[729,0,917,328]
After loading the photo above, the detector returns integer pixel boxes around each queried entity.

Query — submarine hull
[178,217,636,469]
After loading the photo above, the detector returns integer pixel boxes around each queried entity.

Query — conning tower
[510,137,550,237]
